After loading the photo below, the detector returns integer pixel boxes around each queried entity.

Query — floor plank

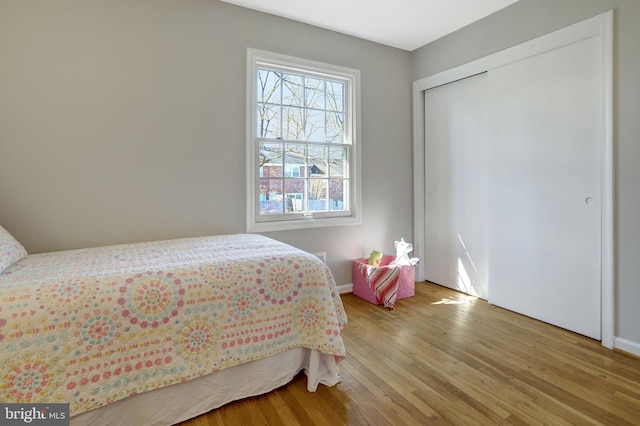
[178,282,640,425]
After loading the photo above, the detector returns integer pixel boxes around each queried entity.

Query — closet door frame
[411,11,614,348]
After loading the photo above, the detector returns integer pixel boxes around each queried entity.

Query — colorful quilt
[0,234,347,416]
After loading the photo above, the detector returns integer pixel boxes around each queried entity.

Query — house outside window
[247,49,361,232]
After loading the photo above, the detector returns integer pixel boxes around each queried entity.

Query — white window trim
[246,48,361,233]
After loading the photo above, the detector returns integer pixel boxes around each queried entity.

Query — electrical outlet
[313,252,327,263]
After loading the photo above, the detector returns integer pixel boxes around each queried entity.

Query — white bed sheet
[71,348,340,425]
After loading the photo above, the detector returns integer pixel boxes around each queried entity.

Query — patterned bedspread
[0,234,347,416]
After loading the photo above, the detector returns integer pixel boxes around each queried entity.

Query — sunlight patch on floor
[431,294,478,305]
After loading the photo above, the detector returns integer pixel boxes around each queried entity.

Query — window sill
[247,215,361,233]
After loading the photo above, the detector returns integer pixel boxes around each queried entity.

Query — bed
[0,227,347,425]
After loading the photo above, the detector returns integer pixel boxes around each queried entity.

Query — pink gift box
[352,256,415,305]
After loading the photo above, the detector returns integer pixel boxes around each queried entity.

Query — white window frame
[246,48,361,232]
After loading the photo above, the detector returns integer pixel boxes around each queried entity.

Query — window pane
[282,73,304,106]
[284,144,306,178]
[305,109,325,142]
[309,179,328,212]
[329,147,347,178]
[283,107,304,140]
[326,81,344,112]
[257,69,281,104]
[285,179,305,212]
[329,179,348,211]
[259,179,283,215]
[257,104,281,138]
[326,112,344,143]
[308,145,327,177]
[259,143,283,177]
[305,77,325,110]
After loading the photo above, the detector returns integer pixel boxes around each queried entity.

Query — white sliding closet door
[424,73,489,299]
[416,11,611,345]
[487,36,602,340]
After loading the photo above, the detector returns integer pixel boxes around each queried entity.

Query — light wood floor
[179,282,640,425]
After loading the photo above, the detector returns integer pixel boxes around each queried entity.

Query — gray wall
[412,0,640,346]
[0,0,413,285]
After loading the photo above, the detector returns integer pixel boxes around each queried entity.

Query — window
[246,49,361,232]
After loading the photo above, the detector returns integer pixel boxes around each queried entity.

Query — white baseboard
[337,283,353,294]
[615,337,640,357]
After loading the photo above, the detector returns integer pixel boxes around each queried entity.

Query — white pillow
[0,225,28,273]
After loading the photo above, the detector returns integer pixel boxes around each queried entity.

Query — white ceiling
[220,0,518,51]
